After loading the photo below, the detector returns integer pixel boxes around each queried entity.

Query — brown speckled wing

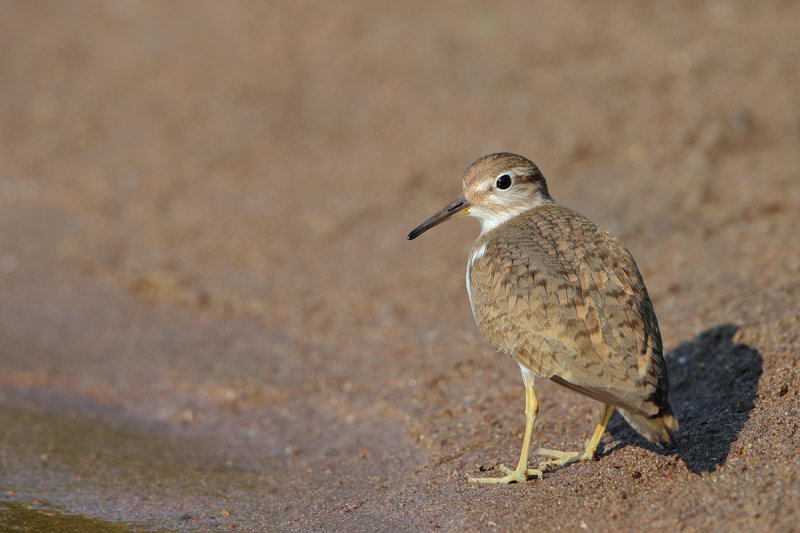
[468,203,668,417]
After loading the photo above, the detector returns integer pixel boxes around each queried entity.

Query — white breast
[465,241,488,325]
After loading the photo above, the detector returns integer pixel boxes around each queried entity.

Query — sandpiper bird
[408,153,678,484]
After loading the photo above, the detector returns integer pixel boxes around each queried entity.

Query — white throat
[470,197,547,235]
[475,210,519,234]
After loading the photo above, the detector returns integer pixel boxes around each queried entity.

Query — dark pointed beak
[407,194,471,240]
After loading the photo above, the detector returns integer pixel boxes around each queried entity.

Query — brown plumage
[408,152,677,483]
[467,203,677,445]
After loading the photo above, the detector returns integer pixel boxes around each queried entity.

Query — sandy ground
[0,1,799,531]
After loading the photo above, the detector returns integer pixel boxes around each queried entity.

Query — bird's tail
[620,405,679,447]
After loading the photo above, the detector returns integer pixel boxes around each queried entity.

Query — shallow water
[0,499,142,533]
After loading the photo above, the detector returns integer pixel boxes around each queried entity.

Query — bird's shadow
[604,324,762,473]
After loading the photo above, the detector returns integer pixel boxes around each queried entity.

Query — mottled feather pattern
[468,202,669,419]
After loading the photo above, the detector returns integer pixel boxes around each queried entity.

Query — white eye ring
[496,173,512,190]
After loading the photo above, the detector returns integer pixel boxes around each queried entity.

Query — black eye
[496,174,512,190]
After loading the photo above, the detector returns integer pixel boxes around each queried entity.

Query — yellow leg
[469,372,543,484]
[534,403,614,473]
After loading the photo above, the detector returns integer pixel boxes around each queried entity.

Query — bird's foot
[468,463,543,484]
[534,447,593,472]
[534,447,584,460]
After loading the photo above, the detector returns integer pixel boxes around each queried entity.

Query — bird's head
[407,152,552,240]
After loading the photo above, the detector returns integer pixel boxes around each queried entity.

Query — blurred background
[0,1,798,530]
